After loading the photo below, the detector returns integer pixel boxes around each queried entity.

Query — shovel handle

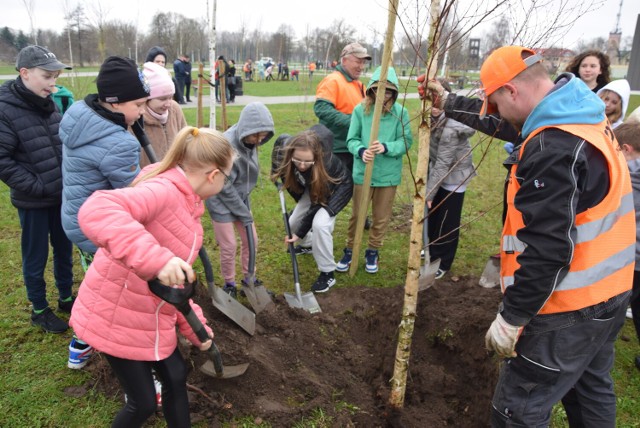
[148,276,225,376]
[279,188,301,284]
[245,224,256,282]
[183,305,224,376]
[198,247,215,288]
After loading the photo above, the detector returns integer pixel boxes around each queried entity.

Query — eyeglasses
[206,169,231,185]
[217,169,231,185]
[292,158,315,167]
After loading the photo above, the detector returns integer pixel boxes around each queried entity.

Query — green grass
[0,87,639,427]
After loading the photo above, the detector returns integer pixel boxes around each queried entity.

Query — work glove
[485,313,523,358]
[416,74,448,109]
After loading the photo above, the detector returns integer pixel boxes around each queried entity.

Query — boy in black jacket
[0,45,74,333]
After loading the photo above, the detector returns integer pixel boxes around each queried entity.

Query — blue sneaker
[336,248,352,272]
[68,337,94,369]
[364,249,379,274]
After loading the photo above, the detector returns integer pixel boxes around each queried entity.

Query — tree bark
[388,0,442,409]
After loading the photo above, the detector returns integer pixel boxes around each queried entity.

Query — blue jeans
[491,291,630,427]
[18,206,73,311]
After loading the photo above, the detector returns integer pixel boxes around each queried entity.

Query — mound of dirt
[81,277,502,427]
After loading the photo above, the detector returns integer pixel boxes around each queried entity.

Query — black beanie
[97,56,150,103]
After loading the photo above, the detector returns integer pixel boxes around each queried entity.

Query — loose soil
[79,276,502,427]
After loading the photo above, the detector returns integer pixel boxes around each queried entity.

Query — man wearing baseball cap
[425,46,633,426]
[314,42,372,174]
[0,45,74,333]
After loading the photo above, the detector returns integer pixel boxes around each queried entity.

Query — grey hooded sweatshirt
[205,102,274,224]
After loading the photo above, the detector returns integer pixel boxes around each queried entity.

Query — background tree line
[0,6,628,74]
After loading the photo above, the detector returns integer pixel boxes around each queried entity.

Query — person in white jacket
[597,78,630,129]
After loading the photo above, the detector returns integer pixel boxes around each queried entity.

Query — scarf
[146,105,169,124]
[12,77,56,115]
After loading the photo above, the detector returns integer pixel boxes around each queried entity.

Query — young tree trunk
[349,0,400,276]
[208,0,217,129]
[388,0,442,410]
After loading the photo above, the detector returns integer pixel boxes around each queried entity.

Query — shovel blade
[284,291,322,314]
[242,284,274,314]
[418,258,441,291]
[200,360,249,379]
[479,256,500,288]
[210,285,256,335]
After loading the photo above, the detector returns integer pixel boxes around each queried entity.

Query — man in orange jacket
[426,46,634,427]
[314,42,371,174]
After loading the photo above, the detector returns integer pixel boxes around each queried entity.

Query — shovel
[419,201,441,291]
[479,254,500,288]
[147,276,248,379]
[277,183,322,313]
[198,247,256,336]
[242,223,275,313]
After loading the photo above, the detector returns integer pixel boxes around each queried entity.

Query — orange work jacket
[501,121,634,314]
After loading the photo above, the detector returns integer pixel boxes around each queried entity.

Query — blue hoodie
[521,73,606,140]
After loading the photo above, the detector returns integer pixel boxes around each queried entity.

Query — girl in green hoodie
[338,66,413,274]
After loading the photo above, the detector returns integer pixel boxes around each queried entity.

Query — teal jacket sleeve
[346,106,365,156]
[381,107,413,157]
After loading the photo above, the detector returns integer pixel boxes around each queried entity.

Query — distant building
[607,31,622,65]
[534,48,576,75]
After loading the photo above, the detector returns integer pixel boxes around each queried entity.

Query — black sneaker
[31,308,69,333]
[222,283,237,299]
[311,271,336,293]
[241,277,264,287]
[294,245,312,255]
[58,296,75,313]
[435,268,447,280]
[635,355,640,371]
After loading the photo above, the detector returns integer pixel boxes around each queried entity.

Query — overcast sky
[2,0,639,51]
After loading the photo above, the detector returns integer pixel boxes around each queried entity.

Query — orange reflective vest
[315,71,365,116]
[501,121,634,314]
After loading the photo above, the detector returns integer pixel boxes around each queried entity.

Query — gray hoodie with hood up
[205,102,274,224]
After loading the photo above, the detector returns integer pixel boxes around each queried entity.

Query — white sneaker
[153,371,162,409]
[627,308,633,319]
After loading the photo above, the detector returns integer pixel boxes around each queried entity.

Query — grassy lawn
[0,70,638,426]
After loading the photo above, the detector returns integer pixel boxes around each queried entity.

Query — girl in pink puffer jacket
[70,126,235,428]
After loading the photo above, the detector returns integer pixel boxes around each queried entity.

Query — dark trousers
[491,292,629,427]
[175,78,185,103]
[632,270,640,343]
[215,80,229,102]
[228,84,236,101]
[427,187,465,271]
[184,80,191,101]
[107,348,190,428]
[17,206,73,311]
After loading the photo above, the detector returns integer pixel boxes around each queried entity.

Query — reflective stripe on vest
[500,120,634,314]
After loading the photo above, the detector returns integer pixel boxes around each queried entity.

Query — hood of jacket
[226,102,275,146]
[366,66,399,92]
[597,79,631,128]
[60,97,128,149]
[146,46,167,64]
[521,73,606,140]
[54,84,74,99]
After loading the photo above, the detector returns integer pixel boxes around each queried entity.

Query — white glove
[485,313,523,358]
